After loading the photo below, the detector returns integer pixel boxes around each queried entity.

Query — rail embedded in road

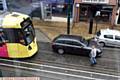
[0,58,119,80]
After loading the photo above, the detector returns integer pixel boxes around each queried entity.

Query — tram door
[0,30,8,58]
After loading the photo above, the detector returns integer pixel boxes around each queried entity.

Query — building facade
[73,0,117,26]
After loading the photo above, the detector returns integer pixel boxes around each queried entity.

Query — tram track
[0,57,118,76]
[33,49,120,75]
[0,58,119,79]
[32,59,118,75]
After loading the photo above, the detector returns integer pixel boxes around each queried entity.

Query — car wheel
[99,42,105,47]
[57,49,64,54]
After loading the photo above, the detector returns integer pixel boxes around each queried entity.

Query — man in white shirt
[90,45,97,66]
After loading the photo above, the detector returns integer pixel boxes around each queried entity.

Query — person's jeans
[90,57,96,64]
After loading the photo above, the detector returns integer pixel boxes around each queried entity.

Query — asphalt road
[0,29,120,80]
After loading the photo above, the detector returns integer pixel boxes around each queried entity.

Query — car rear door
[54,39,74,53]
[68,40,84,55]
[73,42,91,56]
[63,40,75,53]
[54,40,66,50]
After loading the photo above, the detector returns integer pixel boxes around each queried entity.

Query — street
[0,0,120,80]
[0,29,120,80]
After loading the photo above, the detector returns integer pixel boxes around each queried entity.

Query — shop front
[79,4,113,22]
[74,0,117,26]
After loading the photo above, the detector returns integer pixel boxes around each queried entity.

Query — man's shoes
[91,64,94,66]
[91,63,97,66]
[94,62,97,64]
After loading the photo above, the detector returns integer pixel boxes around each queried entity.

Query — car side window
[65,40,82,46]
[115,36,120,40]
[72,41,83,46]
[56,40,64,43]
[104,35,113,39]
[64,40,72,45]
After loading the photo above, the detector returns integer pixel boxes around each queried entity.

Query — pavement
[33,18,114,41]
[35,29,50,42]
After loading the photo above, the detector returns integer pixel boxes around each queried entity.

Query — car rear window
[115,36,120,40]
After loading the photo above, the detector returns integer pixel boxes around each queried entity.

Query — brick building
[73,0,117,26]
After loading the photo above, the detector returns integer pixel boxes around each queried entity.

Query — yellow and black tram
[0,12,38,58]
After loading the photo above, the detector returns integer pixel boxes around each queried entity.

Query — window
[4,29,25,44]
[21,18,35,45]
[115,36,120,40]
[104,35,113,39]
[71,41,83,46]
[65,40,82,46]
[0,29,7,44]
[17,31,26,45]
[64,40,72,45]
[56,40,65,43]
[4,29,15,43]
[23,25,34,45]
[0,3,3,10]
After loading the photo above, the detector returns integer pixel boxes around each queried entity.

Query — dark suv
[52,34,102,57]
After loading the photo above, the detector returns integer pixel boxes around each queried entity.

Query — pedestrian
[90,45,97,66]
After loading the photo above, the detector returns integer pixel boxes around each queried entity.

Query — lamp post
[67,0,71,34]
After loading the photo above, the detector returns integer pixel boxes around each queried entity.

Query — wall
[74,0,117,6]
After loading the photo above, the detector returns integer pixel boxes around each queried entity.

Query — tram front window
[20,18,35,45]
[23,25,34,45]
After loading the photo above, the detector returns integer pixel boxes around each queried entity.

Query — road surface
[0,29,120,80]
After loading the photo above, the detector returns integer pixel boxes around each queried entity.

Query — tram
[0,12,38,58]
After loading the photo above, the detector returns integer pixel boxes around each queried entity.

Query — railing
[82,0,109,4]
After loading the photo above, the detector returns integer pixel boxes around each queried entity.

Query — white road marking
[0,58,119,78]
[0,62,104,80]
